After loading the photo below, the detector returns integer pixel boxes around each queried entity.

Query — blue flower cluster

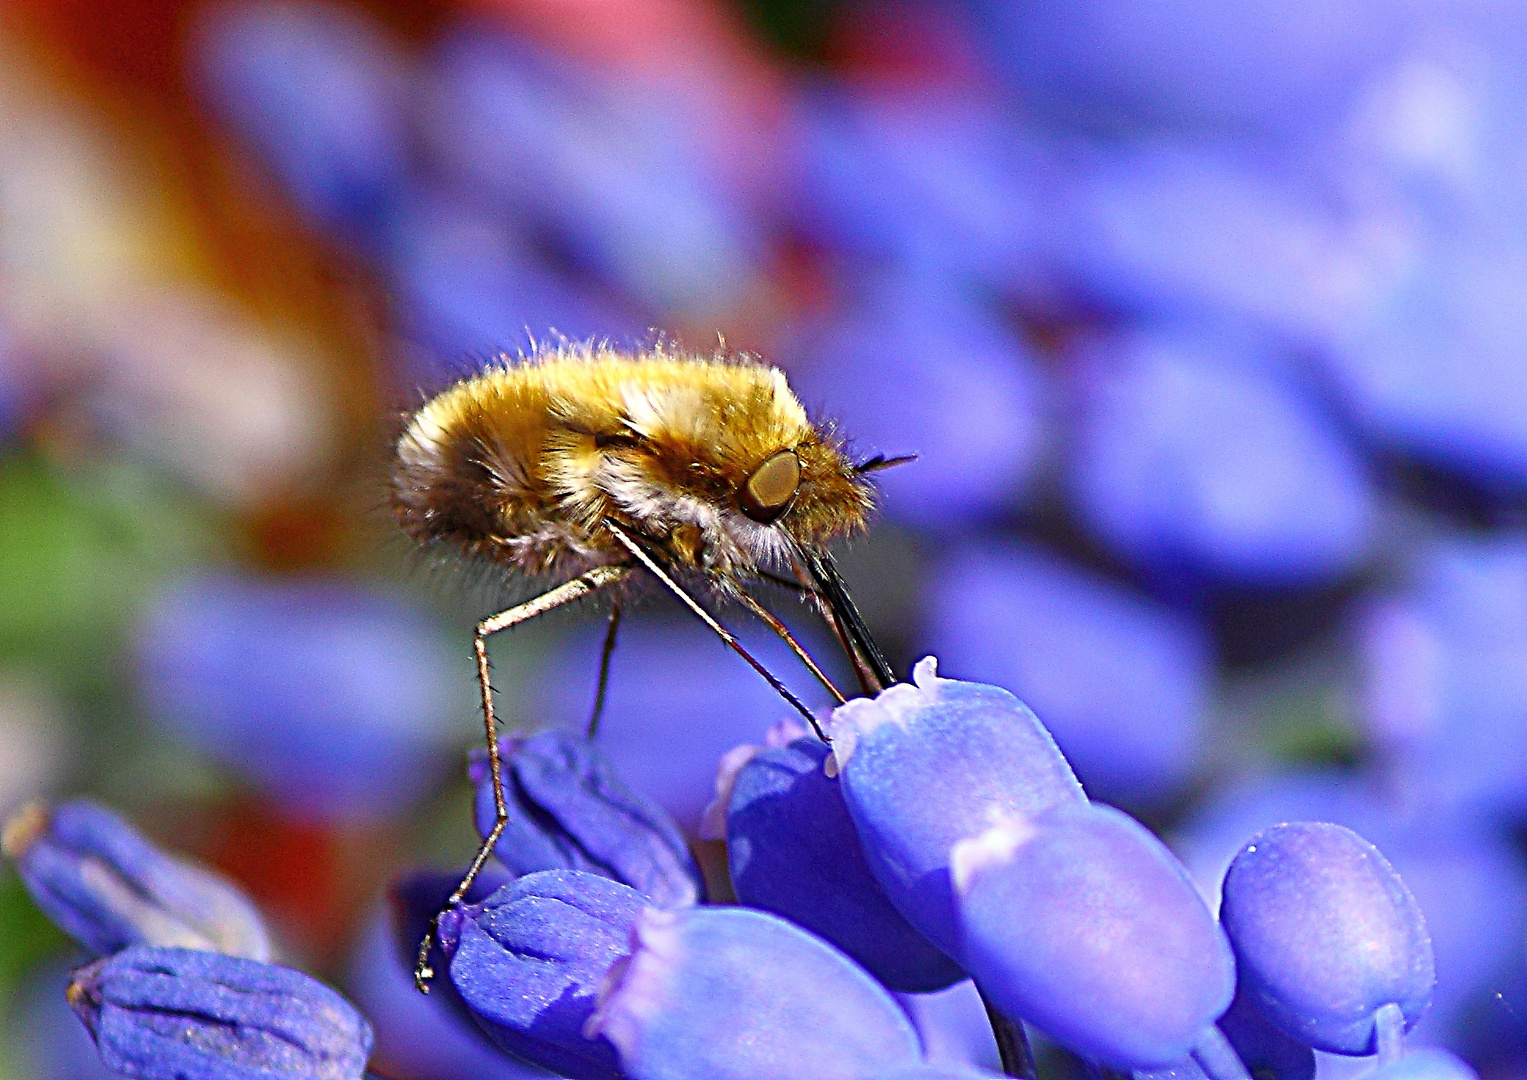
[4,665,1469,1080]
[2,799,373,1080]
[8,0,1527,1078]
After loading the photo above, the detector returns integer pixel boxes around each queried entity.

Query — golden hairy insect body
[391,344,875,589]
[391,345,901,991]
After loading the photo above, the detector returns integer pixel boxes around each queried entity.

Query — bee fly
[391,342,910,989]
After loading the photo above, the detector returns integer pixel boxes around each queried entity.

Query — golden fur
[391,344,875,590]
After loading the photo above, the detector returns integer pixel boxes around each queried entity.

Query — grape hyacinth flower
[471,728,704,908]
[3,799,272,960]
[346,867,551,1080]
[346,898,551,1080]
[68,946,373,1080]
[586,905,925,1080]
[786,273,1047,533]
[1219,822,1435,1057]
[950,801,1237,1072]
[435,869,649,1080]
[826,656,1087,957]
[723,733,965,991]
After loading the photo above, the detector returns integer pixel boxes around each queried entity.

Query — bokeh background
[2,0,1527,1075]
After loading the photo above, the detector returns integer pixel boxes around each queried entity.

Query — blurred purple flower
[1220,822,1434,1054]
[786,271,1048,532]
[925,543,1210,804]
[894,980,1003,1074]
[724,734,964,991]
[969,0,1404,137]
[470,728,703,908]
[1068,323,1376,586]
[950,801,1235,1070]
[436,869,647,1080]
[137,572,460,822]
[68,946,373,1080]
[586,905,924,1080]
[388,190,640,388]
[192,0,412,248]
[869,1067,1004,1080]
[826,657,1086,957]
[0,319,31,442]
[13,959,124,1080]
[1355,535,1527,816]
[423,31,765,318]
[1325,230,1527,491]
[794,86,1052,292]
[1049,142,1407,343]
[3,799,271,960]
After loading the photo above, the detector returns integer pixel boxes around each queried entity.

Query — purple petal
[726,735,963,991]
[471,728,703,908]
[952,802,1234,1069]
[588,906,922,1080]
[827,657,1086,956]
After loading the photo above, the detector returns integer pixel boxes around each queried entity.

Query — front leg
[414,562,632,991]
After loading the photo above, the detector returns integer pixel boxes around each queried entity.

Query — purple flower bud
[3,800,271,960]
[387,866,513,1033]
[896,980,1003,1074]
[826,657,1086,956]
[436,870,648,1080]
[1219,822,1434,1054]
[345,899,549,1080]
[67,946,373,1080]
[471,729,703,908]
[950,802,1235,1070]
[587,906,923,1080]
[725,735,964,992]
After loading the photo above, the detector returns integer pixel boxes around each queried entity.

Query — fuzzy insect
[391,342,906,990]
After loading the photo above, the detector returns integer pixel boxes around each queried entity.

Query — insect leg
[733,586,847,705]
[603,522,828,740]
[414,562,632,992]
[586,597,623,739]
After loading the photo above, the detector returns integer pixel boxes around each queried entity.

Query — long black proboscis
[802,549,897,692]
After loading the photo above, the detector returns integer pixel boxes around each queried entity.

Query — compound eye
[740,449,800,524]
